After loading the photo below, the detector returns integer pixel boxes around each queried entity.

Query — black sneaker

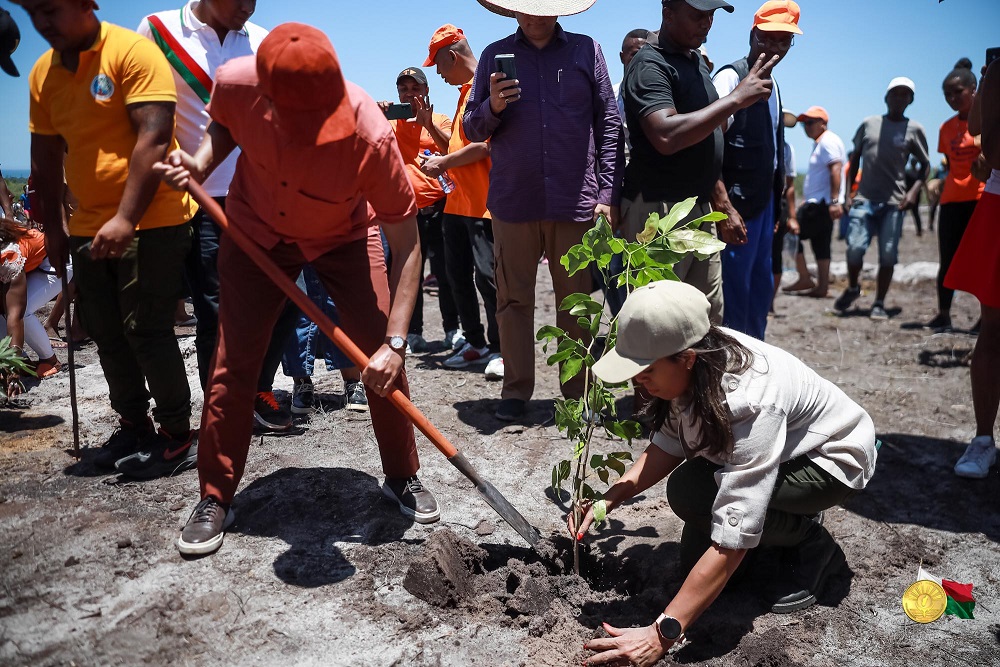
[923,314,953,332]
[381,475,440,524]
[93,417,153,470]
[177,497,235,556]
[115,429,198,479]
[495,398,526,422]
[345,381,368,412]
[254,391,292,431]
[290,379,315,415]
[833,286,861,312]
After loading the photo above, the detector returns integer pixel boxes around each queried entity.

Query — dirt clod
[64,556,79,567]
[403,529,487,607]
[116,539,132,549]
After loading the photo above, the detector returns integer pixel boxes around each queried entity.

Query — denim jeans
[281,264,352,377]
[845,200,905,268]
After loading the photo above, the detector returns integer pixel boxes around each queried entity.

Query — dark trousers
[70,224,192,434]
[937,200,978,314]
[410,199,459,336]
[442,213,499,351]
[666,456,855,570]
[796,202,834,261]
[199,232,419,504]
[184,199,298,391]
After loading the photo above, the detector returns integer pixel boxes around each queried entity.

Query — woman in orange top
[929,58,984,331]
[1,219,65,395]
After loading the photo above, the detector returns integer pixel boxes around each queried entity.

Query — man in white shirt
[711,0,801,340]
[137,1,298,434]
[784,105,845,298]
[613,28,650,162]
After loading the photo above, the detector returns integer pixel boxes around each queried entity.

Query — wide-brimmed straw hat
[476,0,596,18]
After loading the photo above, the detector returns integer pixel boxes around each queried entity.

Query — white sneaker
[444,328,466,351]
[444,342,490,368]
[954,436,998,479]
[484,355,504,380]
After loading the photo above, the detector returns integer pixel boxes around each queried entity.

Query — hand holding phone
[383,103,414,121]
[490,54,521,115]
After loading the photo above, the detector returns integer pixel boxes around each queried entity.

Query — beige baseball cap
[593,281,711,384]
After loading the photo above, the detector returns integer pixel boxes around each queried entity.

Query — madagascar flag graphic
[917,567,976,619]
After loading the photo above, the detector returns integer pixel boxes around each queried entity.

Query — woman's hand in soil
[567,500,597,541]
[583,622,670,666]
[362,344,404,399]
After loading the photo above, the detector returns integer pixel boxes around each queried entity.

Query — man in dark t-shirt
[620,0,775,323]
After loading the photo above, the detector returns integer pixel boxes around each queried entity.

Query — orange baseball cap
[754,1,803,35]
[796,106,829,123]
[424,24,465,67]
[256,23,356,145]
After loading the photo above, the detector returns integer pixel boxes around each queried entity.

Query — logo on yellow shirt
[91,74,115,102]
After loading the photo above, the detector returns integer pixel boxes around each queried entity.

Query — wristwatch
[388,335,407,354]
[654,613,682,643]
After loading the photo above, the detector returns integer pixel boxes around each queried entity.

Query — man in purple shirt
[465,0,624,422]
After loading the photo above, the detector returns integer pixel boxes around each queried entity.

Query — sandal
[36,360,63,378]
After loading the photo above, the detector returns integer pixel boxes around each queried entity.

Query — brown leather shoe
[177,497,235,556]
[382,476,440,524]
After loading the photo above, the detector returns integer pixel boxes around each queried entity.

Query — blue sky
[2,0,998,173]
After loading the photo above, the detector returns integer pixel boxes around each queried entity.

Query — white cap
[886,76,915,95]
[592,281,711,384]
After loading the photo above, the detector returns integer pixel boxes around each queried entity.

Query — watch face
[658,616,682,641]
[390,336,406,351]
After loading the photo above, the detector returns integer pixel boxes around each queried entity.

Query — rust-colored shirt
[207,56,417,261]
[390,113,452,209]
[444,82,491,219]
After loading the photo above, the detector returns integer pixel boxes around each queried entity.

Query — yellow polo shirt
[28,22,196,237]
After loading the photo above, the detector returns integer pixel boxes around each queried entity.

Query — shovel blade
[448,453,541,548]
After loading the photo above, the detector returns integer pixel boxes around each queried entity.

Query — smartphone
[383,103,414,120]
[495,54,517,82]
[986,47,1000,69]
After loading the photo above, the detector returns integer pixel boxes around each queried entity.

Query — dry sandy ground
[1,218,998,667]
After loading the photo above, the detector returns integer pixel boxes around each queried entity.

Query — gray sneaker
[954,436,998,479]
[177,497,235,556]
[345,381,369,412]
[406,333,430,353]
[869,303,889,320]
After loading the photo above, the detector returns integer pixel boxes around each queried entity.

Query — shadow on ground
[230,466,415,587]
[847,433,1000,542]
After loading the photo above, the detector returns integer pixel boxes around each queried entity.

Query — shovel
[187,182,541,550]
[61,270,80,458]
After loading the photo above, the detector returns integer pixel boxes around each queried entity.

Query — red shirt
[938,115,984,204]
[207,57,418,261]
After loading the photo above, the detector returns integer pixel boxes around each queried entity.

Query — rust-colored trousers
[198,232,420,504]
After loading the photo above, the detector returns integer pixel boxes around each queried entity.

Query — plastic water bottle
[423,149,455,194]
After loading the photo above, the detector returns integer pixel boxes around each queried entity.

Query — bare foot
[782,279,816,292]
[804,289,829,298]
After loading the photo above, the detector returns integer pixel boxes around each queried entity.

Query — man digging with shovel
[156,22,441,556]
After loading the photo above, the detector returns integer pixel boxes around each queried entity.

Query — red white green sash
[146,11,213,105]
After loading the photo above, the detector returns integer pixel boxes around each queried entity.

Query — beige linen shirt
[653,328,877,550]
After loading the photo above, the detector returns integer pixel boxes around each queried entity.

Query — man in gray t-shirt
[834,77,929,320]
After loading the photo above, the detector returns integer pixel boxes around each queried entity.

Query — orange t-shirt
[444,83,491,220]
[938,115,984,204]
[1,228,47,281]
[390,113,452,209]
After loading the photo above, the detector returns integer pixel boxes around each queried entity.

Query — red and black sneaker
[253,391,293,432]
[115,429,198,480]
